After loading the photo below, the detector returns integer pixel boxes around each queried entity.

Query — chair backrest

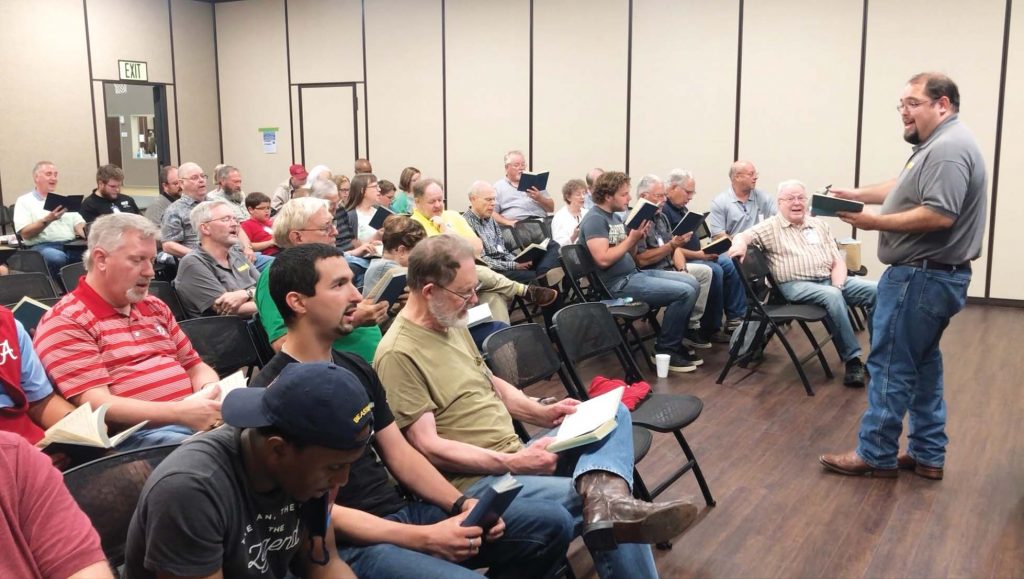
[0,205,12,235]
[499,225,521,251]
[541,215,553,238]
[0,272,58,303]
[513,219,547,247]
[482,323,566,392]
[734,246,782,306]
[558,243,612,302]
[6,250,51,277]
[178,315,262,377]
[550,303,644,390]
[148,280,188,321]
[60,262,87,292]
[248,314,277,366]
[63,443,179,566]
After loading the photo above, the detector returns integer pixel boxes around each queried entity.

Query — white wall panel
[87,0,173,83]
[287,0,364,84]
[172,0,220,172]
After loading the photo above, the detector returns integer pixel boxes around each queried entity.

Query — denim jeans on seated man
[856,266,968,470]
[30,241,84,280]
[607,269,699,354]
[338,497,573,579]
[777,277,877,363]
[690,254,747,323]
[464,404,660,579]
[115,424,194,452]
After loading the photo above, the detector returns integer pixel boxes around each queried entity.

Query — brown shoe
[897,453,944,480]
[576,471,699,551]
[523,285,558,307]
[819,450,897,478]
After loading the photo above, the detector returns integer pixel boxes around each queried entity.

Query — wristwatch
[450,494,469,516]
[245,287,255,300]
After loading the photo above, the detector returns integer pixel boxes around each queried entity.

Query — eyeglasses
[203,215,238,225]
[896,99,934,112]
[297,222,338,235]
[185,173,208,182]
[778,195,807,203]
[253,205,271,212]
[437,282,482,305]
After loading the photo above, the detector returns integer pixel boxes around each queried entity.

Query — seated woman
[551,178,588,247]
[347,173,384,251]
[390,166,419,214]
[364,215,507,348]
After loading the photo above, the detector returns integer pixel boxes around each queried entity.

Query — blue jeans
[692,254,747,323]
[466,405,658,579]
[338,500,573,579]
[609,270,698,353]
[856,265,969,469]
[30,241,83,280]
[117,424,194,451]
[778,277,877,362]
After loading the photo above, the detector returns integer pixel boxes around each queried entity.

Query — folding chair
[248,313,277,367]
[0,205,13,235]
[6,250,52,277]
[60,261,86,292]
[178,316,263,377]
[0,272,59,303]
[716,246,835,396]
[559,244,658,370]
[63,443,180,568]
[513,218,547,248]
[148,280,188,321]
[499,225,521,251]
[550,303,715,507]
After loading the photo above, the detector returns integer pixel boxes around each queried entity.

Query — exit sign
[118,60,148,82]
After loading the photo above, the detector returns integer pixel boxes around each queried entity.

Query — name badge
[803,229,821,244]
[656,236,665,247]
[237,263,250,272]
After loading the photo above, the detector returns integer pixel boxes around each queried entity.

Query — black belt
[899,259,971,272]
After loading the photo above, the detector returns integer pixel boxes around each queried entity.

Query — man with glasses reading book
[491,149,553,227]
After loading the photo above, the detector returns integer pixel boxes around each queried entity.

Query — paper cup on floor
[655,353,671,378]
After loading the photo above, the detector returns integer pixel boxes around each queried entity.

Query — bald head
[729,161,758,196]
[468,180,497,219]
[586,168,604,191]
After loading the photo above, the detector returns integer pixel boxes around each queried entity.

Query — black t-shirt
[79,190,141,223]
[250,351,407,518]
[124,427,309,578]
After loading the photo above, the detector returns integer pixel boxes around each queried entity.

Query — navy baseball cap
[223,362,374,450]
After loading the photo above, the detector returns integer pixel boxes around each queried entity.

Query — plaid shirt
[746,214,843,283]
[462,210,518,271]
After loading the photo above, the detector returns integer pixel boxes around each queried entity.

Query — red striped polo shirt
[34,280,202,401]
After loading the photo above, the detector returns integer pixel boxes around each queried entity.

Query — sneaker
[523,285,558,307]
[683,329,712,349]
[651,350,697,373]
[843,358,866,387]
[678,348,704,367]
[705,330,733,344]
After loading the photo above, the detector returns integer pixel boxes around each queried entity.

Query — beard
[223,188,243,204]
[903,127,921,145]
[428,298,468,329]
[125,285,149,303]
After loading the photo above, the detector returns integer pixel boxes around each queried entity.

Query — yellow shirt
[411,209,480,242]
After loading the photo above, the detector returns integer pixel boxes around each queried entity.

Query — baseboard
[967,296,1024,308]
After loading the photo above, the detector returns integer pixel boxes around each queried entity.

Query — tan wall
[172,0,220,173]
[87,0,173,84]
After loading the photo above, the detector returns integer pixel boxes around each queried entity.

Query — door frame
[296,82,361,167]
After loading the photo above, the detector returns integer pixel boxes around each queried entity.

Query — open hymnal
[700,236,732,255]
[368,206,395,230]
[811,194,864,218]
[11,296,51,332]
[547,386,623,452]
[467,303,493,328]
[514,239,550,263]
[624,199,659,230]
[36,403,149,450]
[365,268,407,307]
[187,369,248,402]
[672,211,706,236]
[42,193,84,213]
[517,171,549,192]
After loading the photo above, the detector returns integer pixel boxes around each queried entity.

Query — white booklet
[187,369,248,401]
[548,386,624,452]
[36,403,148,450]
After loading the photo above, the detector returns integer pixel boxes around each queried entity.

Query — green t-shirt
[254,273,382,363]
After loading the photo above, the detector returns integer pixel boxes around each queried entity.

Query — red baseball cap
[289,164,308,180]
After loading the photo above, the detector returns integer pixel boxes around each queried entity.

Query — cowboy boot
[576,470,699,551]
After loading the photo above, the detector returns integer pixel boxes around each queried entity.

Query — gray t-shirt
[493,177,550,221]
[634,212,674,271]
[174,246,260,318]
[708,187,777,236]
[878,114,987,265]
[578,206,638,286]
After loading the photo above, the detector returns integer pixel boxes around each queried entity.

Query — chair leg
[796,320,834,379]
[674,430,716,507]
[775,333,816,396]
[633,469,653,501]
[716,353,738,384]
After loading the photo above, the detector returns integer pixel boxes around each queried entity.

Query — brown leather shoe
[897,453,944,480]
[819,450,897,478]
[523,285,558,307]
[576,471,699,551]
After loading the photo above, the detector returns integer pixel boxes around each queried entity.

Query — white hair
[84,213,158,271]
[503,149,525,166]
[665,169,694,188]
[190,199,234,233]
[636,174,662,197]
[776,179,807,196]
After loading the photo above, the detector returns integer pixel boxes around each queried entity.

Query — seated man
[662,169,745,337]
[13,160,86,278]
[253,243,572,579]
[270,163,308,213]
[410,177,557,323]
[258,197,387,363]
[580,171,702,372]
[463,180,560,283]
[239,191,279,257]
[0,305,77,443]
[206,164,248,221]
[34,213,223,449]
[174,200,260,319]
[125,362,373,578]
[144,165,181,225]
[375,235,698,579]
[491,149,553,227]
[728,180,877,386]
[79,164,141,223]
[0,431,112,579]
[633,175,716,350]
[708,160,777,236]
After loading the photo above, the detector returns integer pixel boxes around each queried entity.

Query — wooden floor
[527,304,1024,579]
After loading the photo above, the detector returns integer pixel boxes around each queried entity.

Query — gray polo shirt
[493,177,550,221]
[878,114,987,266]
[578,206,638,286]
[174,246,260,318]
[707,187,777,236]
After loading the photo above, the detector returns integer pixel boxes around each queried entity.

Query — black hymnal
[368,206,395,230]
[701,236,732,255]
[672,211,706,236]
[517,172,549,192]
[624,199,659,230]
[461,474,523,530]
[43,194,84,213]
[366,269,407,307]
[811,194,864,218]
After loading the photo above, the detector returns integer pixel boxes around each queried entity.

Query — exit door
[102,82,170,190]
[297,84,361,171]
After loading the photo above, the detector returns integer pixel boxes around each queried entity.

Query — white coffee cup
[655,353,671,378]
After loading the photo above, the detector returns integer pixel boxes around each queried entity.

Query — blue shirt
[0,320,55,408]
[707,187,777,236]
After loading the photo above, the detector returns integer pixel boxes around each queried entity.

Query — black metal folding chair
[63,443,180,568]
[550,304,715,507]
[513,218,547,248]
[716,246,835,396]
[0,272,59,303]
[148,280,188,321]
[178,315,263,377]
[60,261,87,292]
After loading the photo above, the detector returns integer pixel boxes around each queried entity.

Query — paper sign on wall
[260,127,278,154]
